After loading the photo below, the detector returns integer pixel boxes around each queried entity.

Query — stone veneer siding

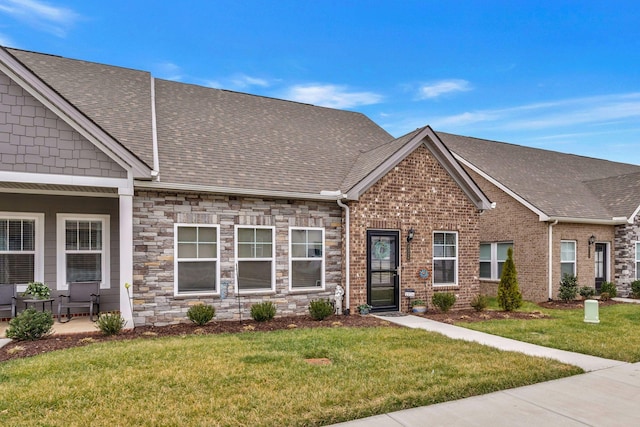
[614,217,639,297]
[348,145,481,312]
[132,190,343,326]
[0,70,126,178]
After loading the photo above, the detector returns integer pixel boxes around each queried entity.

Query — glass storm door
[367,230,399,312]
[594,243,607,292]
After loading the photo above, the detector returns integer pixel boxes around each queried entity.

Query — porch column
[119,189,134,328]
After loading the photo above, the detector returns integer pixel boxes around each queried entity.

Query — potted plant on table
[24,281,51,300]
[411,299,427,313]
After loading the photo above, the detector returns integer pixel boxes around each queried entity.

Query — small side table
[23,298,54,312]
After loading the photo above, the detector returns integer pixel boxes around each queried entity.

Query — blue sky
[1,0,640,164]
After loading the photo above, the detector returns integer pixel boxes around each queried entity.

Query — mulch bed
[0,299,622,363]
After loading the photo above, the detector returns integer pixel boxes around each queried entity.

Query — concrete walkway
[327,315,637,427]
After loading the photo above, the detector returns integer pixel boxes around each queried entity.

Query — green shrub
[631,280,640,299]
[96,312,126,336]
[411,299,426,307]
[599,281,617,298]
[250,301,276,322]
[497,247,523,311]
[187,304,216,325]
[308,299,334,321]
[431,292,456,313]
[5,308,53,341]
[558,274,578,302]
[470,294,489,312]
[24,281,51,299]
[579,286,596,300]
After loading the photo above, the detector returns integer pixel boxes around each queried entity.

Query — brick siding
[348,145,481,312]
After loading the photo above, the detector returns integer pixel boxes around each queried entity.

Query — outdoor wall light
[407,228,415,242]
[406,228,415,261]
[588,235,596,258]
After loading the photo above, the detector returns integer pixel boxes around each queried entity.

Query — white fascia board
[452,153,550,221]
[0,50,152,179]
[134,180,343,201]
[628,205,640,225]
[0,170,129,189]
[546,216,629,225]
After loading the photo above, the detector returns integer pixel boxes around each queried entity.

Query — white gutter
[548,220,558,300]
[150,76,160,180]
[136,180,346,201]
[545,216,628,225]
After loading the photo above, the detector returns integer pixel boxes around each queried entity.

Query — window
[0,213,44,287]
[57,214,109,290]
[433,232,457,285]
[636,243,640,280]
[175,224,219,295]
[560,240,576,277]
[289,227,324,290]
[236,226,275,292]
[479,242,513,280]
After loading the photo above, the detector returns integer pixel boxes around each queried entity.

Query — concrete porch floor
[0,316,98,338]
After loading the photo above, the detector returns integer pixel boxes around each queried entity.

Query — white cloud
[0,32,16,47]
[154,62,184,81]
[283,84,382,109]
[230,74,270,89]
[0,0,80,37]
[418,79,471,99]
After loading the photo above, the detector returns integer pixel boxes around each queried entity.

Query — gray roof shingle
[438,132,640,220]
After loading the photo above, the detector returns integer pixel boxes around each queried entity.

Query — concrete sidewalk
[327,315,637,427]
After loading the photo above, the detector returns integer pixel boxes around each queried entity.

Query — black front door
[367,230,400,312]
[594,243,607,292]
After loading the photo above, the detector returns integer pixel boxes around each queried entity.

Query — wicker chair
[0,283,17,319]
[58,281,100,322]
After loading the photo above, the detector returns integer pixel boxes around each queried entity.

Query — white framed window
[0,212,44,290]
[235,226,275,292]
[560,240,576,277]
[636,243,640,280]
[433,231,457,285]
[57,214,110,290]
[174,224,220,295]
[480,242,513,280]
[289,227,324,290]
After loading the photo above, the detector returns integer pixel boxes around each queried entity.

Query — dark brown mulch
[1,299,622,363]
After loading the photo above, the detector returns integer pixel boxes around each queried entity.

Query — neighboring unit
[0,47,491,326]
[441,132,640,300]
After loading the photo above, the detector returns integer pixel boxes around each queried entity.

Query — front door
[594,243,607,292]
[367,230,400,312]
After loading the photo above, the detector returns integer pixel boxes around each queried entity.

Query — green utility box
[584,299,600,324]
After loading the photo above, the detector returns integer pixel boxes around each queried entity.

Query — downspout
[548,220,558,300]
[336,198,350,314]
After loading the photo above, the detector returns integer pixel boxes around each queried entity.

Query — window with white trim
[289,227,324,290]
[57,214,109,289]
[636,243,640,280]
[0,213,44,286]
[236,226,275,292]
[480,242,513,280]
[175,224,219,295]
[433,232,457,285]
[560,240,576,277]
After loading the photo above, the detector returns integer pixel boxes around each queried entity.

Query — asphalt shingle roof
[6,47,396,196]
[438,132,640,220]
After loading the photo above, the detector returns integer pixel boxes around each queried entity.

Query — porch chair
[57,281,100,323]
[0,283,17,319]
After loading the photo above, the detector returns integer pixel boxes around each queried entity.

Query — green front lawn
[0,326,580,426]
[460,300,640,362]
